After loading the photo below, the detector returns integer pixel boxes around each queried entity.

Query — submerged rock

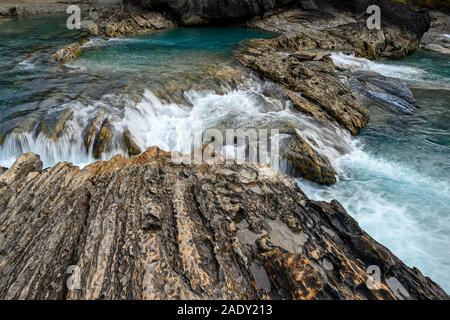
[0,148,447,299]
[348,71,416,113]
[88,7,175,38]
[38,109,74,141]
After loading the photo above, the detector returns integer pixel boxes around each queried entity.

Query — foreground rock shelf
[0,148,447,299]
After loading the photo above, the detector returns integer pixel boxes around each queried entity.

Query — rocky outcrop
[0,1,113,18]
[237,41,370,135]
[85,7,175,38]
[0,148,447,299]
[329,0,430,40]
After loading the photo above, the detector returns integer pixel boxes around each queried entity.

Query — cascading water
[0,16,448,292]
[299,52,450,292]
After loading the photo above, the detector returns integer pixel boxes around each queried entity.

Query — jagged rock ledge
[0,149,447,299]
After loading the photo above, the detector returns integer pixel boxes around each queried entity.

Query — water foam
[299,141,450,292]
[330,52,426,80]
[0,82,350,169]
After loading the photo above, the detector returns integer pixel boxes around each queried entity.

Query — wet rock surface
[347,71,416,114]
[0,148,447,300]
[237,42,370,135]
[52,43,82,64]
[280,132,336,185]
[92,118,113,159]
[421,11,450,54]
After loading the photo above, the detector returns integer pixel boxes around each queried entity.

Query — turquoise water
[302,51,450,292]
[0,16,275,166]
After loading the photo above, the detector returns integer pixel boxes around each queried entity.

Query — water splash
[330,52,425,80]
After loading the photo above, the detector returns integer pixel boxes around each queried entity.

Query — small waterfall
[0,80,353,169]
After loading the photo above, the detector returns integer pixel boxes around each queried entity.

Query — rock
[348,70,416,113]
[237,38,370,135]
[92,118,112,159]
[81,20,99,36]
[38,109,74,141]
[0,153,42,187]
[329,0,431,41]
[83,112,103,153]
[292,50,318,61]
[123,129,142,156]
[0,147,447,299]
[423,43,450,54]
[280,132,336,185]
[51,43,82,64]
[243,1,430,60]
[90,7,175,37]
[421,11,450,54]
[0,166,6,175]
[300,0,318,11]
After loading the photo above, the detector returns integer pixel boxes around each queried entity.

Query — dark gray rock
[348,71,416,113]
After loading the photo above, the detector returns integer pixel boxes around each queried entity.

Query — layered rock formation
[0,149,447,299]
[237,43,370,135]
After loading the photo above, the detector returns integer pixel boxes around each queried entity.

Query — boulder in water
[51,43,82,64]
[83,112,103,153]
[280,132,336,185]
[348,70,416,113]
[92,118,113,159]
[38,109,74,142]
[123,129,142,156]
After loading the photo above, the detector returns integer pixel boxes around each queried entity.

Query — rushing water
[0,16,449,292]
[302,52,450,292]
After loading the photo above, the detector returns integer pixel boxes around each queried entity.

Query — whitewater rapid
[0,79,352,169]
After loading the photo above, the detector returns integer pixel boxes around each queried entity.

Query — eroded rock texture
[0,149,447,300]
[237,40,370,135]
